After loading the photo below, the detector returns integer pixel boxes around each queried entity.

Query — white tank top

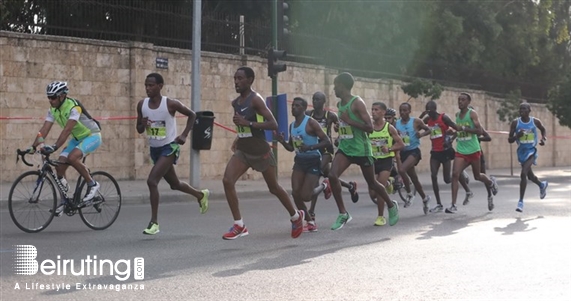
[142,97,178,148]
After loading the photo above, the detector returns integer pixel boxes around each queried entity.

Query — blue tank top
[395,117,420,151]
[290,115,320,156]
[516,117,538,150]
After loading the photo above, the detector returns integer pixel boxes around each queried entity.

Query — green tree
[497,90,523,124]
[401,79,443,101]
[547,76,571,128]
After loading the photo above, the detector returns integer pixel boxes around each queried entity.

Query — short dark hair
[237,66,255,80]
[334,72,354,90]
[146,73,164,84]
[372,102,387,110]
[460,92,472,101]
[400,102,412,110]
[426,100,437,110]
[293,97,308,109]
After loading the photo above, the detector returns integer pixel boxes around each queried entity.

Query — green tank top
[337,96,372,157]
[455,109,481,155]
[50,98,92,140]
[369,122,394,159]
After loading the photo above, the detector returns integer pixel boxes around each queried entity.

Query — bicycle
[8,149,122,233]
[371,170,417,205]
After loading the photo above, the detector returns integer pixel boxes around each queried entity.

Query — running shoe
[307,221,318,232]
[388,200,399,226]
[303,221,309,233]
[374,216,387,226]
[331,212,352,230]
[309,211,316,221]
[291,210,304,238]
[223,224,249,240]
[143,221,160,235]
[445,205,458,214]
[386,177,395,194]
[540,181,548,199]
[488,196,495,211]
[463,191,474,206]
[490,176,499,196]
[404,193,415,208]
[516,200,524,212]
[199,189,210,214]
[422,196,431,215]
[349,182,359,203]
[323,179,332,200]
[430,204,443,213]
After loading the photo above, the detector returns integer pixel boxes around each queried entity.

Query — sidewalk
[1,166,569,206]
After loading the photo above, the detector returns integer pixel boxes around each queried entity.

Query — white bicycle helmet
[46,81,69,97]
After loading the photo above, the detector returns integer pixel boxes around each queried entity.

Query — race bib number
[519,130,535,144]
[146,120,166,139]
[236,125,252,138]
[371,138,388,157]
[430,125,442,139]
[399,131,410,147]
[292,135,303,152]
[339,121,354,139]
[457,128,472,141]
[319,121,327,134]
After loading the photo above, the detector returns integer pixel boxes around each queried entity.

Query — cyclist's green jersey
[47,97,100,140]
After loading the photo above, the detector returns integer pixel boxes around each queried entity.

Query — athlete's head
[333,72,354,98]
[385,108,397,124]
[372,102,387,122]
[425,100,438,119]
[145,73,164,98]
[458,92,472,110]
[292,97,308,117]
[46,81,68,108]
[519,102,531,118]
[235,67,255,93]
[312,92,327,110]
[399,102,412,119]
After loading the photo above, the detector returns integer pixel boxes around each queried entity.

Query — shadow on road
[416,212,493,240]
[493,216,543,235]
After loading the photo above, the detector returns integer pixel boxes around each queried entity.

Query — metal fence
[0,0,549,102]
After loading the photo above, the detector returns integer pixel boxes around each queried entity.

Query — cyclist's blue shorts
[61,133,102,157]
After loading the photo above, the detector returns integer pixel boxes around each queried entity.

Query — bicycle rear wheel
[78,171,122,230]
[8,171,57,233]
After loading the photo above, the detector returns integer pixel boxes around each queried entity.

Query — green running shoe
[388,200,399,226]
[199,189,210,214]
[331,213,352,230]
[143,221,160,235]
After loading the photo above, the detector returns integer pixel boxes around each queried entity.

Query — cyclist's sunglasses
[47,95,58,100]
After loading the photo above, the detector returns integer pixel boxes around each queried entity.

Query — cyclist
[30,81,102,214]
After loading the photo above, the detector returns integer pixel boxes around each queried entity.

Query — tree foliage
[401,79,443,101]
[496,90,524,124]
[547,76,571,128]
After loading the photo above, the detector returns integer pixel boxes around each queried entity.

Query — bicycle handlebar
[16,149,60,167]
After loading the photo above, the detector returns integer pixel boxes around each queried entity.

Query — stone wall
[1,31,570,183]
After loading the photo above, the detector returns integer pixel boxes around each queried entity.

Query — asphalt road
[1,171,570,301]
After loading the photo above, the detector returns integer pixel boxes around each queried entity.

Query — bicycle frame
[18,150,85,215]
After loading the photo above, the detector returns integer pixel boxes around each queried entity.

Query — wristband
[249,121,253,127]
[461,126,466,131]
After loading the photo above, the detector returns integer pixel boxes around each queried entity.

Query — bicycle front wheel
[78,171,122,230]
[8,171,57,233]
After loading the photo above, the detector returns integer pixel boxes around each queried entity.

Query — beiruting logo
[13,245,144,281]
